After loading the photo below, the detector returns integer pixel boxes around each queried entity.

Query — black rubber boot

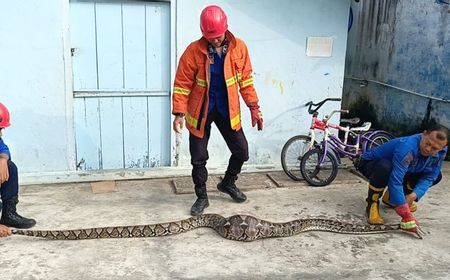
[190,185,209,216]
[217,172,247,203]
[0,196,36,229]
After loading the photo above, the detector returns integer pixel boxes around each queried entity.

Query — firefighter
[172,5,263,216]
[0,102,36,232]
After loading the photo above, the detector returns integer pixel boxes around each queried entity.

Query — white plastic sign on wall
[306,37,333,57]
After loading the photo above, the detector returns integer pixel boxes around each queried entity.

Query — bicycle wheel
[363,131,394,151]
[281,135,314,181]
[300,148,339,186]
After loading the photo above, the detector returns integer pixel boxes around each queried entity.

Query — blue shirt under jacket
[208,50,229,118]
[0,137,10,159]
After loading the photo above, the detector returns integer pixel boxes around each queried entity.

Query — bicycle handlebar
[323,109,349,122]
[305,97,342,115]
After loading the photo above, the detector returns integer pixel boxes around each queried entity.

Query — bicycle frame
[303,98,384,165]
[317,120,385,166]
[305,98,345,148]
[309,111,368,162]
[309,113,354,148]
[283,97,394,184]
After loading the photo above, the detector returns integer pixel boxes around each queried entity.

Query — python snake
[11,214,418,241]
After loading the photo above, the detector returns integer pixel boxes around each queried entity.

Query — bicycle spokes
[300,148,338,187]
[281,135,314,181]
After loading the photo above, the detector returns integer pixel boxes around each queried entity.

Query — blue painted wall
[0,0,351,173]
[343,0,450,135]
[0,1,74,172]
[176,0,351,167]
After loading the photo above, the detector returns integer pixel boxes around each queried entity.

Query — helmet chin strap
[220,34,228,47]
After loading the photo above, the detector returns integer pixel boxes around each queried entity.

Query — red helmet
[200,5,228,39]
[0,102,11,128]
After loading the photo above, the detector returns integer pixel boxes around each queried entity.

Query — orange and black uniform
[172,31,259,195]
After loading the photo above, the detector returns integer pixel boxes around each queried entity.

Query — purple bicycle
[299,108,393,186]
[281,98,393,182]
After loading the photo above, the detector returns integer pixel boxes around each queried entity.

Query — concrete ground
[1,165,450,280]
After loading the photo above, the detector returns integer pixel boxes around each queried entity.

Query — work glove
[395,203,418,233]
[249,103,263,131]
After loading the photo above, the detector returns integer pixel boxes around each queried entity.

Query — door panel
[146,3,170,91]
[71,1,97,89]
[148,96,170,167]
[99,97,124,169]
[123,3,147,89]
[96,2,123,89]
[70,0,170,170]
[73,98,101,170]
[123,96,149,168]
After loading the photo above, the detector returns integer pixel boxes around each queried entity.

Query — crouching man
[0,102,36,232]
[357,123,448,233]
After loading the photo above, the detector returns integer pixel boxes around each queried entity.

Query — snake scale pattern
[12,214,403,241]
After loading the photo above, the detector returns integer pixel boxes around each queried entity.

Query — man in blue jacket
[357,123,448,233]
[0,102,36,232]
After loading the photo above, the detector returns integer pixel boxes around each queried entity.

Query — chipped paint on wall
[271,79,285,95]
[344,0,450,135]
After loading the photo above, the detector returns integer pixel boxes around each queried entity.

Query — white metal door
[70,0,170,170]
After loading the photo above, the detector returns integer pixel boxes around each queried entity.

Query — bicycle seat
[350,122,372,132]
[340,117,360,125]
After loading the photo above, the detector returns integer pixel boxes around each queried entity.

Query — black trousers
[190,109,249,188]
[357,158,442,195]
[1,160,19,201]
